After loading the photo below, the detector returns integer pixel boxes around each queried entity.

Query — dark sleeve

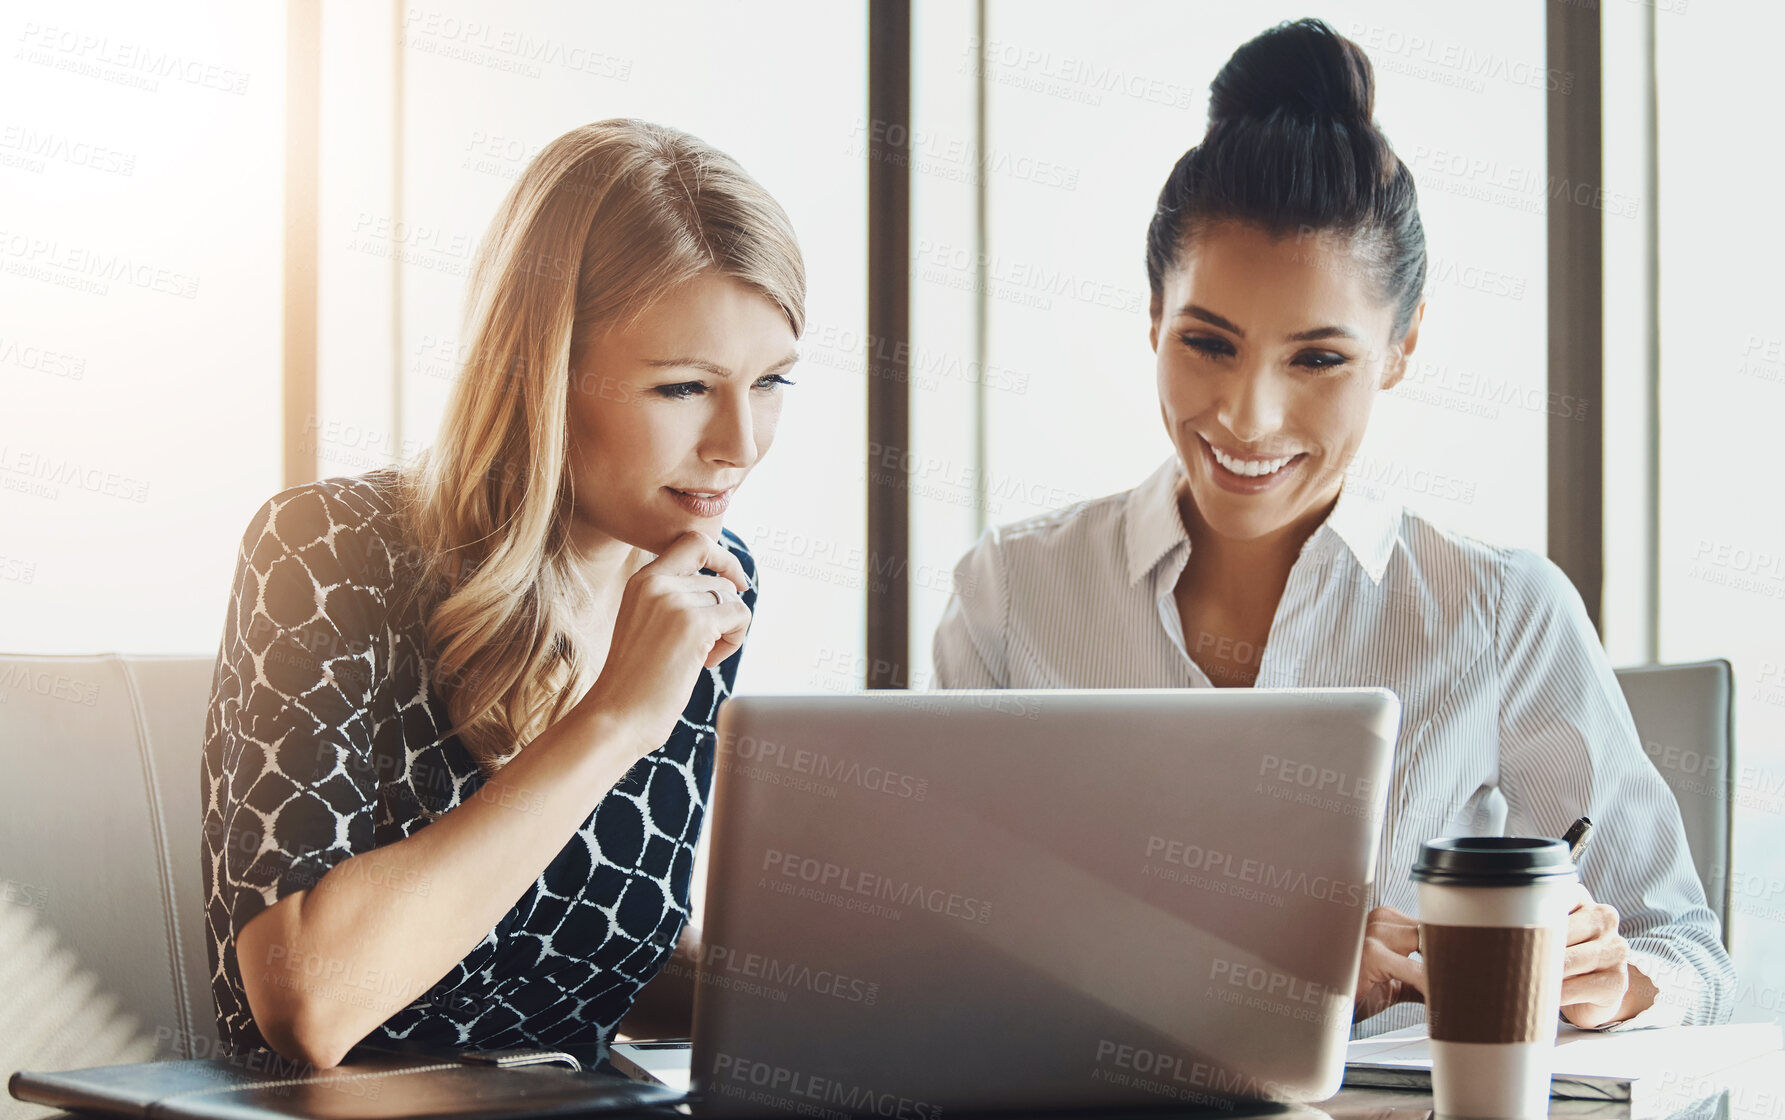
[205,481,393,945]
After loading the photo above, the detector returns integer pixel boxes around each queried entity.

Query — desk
[1323,1049,1785,1120]
[17,1052,1785,1120]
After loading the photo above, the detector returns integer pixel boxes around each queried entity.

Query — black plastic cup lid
[1412,837,1576,887]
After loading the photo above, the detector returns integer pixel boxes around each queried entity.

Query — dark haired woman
[933,19,1732,1036]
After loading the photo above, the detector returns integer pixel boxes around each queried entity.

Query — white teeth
[1210,445,1295,478]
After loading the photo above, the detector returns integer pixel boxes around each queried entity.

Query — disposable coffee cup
[1412,837,1578,1120]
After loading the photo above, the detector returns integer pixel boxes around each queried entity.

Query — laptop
[623,688,1399,1114]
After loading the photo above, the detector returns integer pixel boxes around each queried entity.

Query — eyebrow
[1172,304,1360,343]
[1285,325,1360,343]
[643,351,800,379]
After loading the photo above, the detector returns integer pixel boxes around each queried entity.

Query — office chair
[1614,659,1735,951]
[0,652,219,1068]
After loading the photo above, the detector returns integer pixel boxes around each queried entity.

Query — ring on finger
[708,587,725,606]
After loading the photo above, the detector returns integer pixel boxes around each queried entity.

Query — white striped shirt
[933,455,1734,1036]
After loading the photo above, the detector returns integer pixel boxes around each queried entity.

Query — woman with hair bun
[934,19,1733,1036]
[201,119,804,1067]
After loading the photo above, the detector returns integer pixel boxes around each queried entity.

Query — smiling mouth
[1202,436,1304,478]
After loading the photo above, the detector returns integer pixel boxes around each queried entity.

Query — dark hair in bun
[1145,18,1426,339]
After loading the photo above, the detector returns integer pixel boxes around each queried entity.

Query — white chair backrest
[1,653,220,1063]
[1614,659,1734,949]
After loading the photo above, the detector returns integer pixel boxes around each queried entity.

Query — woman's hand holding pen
[1559,883,1654,1027]
[579,530,753,760]
[1558,817,1657,1028]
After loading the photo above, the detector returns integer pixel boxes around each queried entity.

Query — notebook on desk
[1343,1021,1782,1104]
[7,1045,683,1120]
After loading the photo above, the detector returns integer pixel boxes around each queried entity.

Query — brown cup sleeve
[1420,923,1562,1044]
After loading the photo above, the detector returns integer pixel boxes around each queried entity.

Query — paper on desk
[1344,1021,1782,1102]
[609,1043,693,1093]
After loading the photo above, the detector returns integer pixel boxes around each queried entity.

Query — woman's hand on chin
[578,530,753,758]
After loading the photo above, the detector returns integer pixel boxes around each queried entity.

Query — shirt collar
[1321,478,1402,585]
[1122,455,1402,587]
[1123,457,1192,587]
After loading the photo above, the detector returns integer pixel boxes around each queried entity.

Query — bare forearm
[241,706,641,1065]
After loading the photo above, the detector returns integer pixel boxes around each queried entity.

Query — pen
[1562,816,1593,863]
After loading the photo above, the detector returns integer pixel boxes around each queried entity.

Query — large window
[10,0,1780,1034]
[1649,0,1785,1018]
[3,2,868,691]
[315,0,869,697]
[908,0,1548,685]
[1,0,284,654]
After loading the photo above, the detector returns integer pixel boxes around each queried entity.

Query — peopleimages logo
[695,942,881,1006]
[724,732,928,801]
[1091,1039,1282,1107]
[1205,958,1345,1027]
[1208,959,1331,1007]
[761,849,993,924]
[1143,836,1365,908]
[1257,755,1377,803]
[0,664,100,707]
[712,1053,943,1120]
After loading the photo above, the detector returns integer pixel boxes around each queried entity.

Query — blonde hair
[399,119,805,773]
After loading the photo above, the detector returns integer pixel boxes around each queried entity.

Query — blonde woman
[200,120,805,1069]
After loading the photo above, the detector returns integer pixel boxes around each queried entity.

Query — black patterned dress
[199,468,754,1062]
